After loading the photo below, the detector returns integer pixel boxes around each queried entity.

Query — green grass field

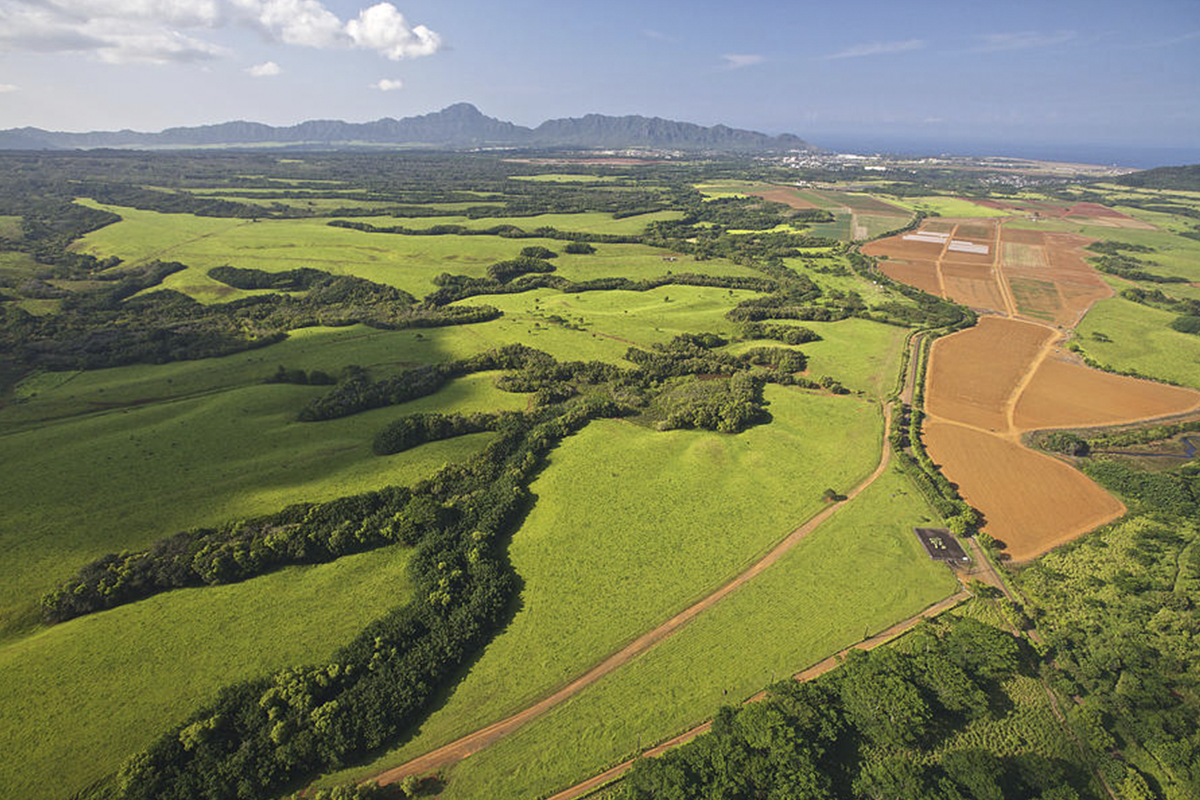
[722,317,908,398]
[0,372,524,637]
[1075,297,1200,390]
[886,195,1012,219]
[429,464,959,800]
[72,204,747,302]
[448,284,765,364]
[806,212,853,240]
[0,543,413,800]
[350,209,684,236]
[318,387,889,786]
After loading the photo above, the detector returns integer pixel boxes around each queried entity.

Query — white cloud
[231,0,343,48]
[720,53,763,70]
[973,31,1075,52]
[0,83,17,92]
[246,59,281,76]
[372,78,403,91]
[346,3,441,60]
[823,39,925,59]
[0,0,442,64]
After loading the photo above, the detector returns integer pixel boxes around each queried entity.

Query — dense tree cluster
[739,321,821,344]
[486,256,556,283]
[1021,513,1200,798]
[622,617,1087,800]
[372,412,505,456]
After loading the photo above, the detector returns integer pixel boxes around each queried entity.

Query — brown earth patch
[879,259,942,296]
[925,318,1056,432]
[750,187,820,210]
[954,222,995,240]
[924,422,1126,562]
[940,262,1006,313]
[1013,354,1200,430]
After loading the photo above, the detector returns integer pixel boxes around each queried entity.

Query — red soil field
[749,187,820,209]
[954,222,995,240]
[923,422,1126,561]
[1014,354,1200,430]
[940,262,1006,313]
[879,259,942,296]
[1067,202,1127,218]
[925,317,1056,432]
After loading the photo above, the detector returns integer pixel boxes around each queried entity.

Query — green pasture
[72,204,742,301]
[0,372,523,636]
[319,387,888,786]
[429,464,958,800]
[724,317,908,397]
[805,212,853,240]
[352,209,684,236]
[0,543,413,800]
[693,179,762,199]
[886,195,1011,218]
[1075,298,1200,390]
[455,285,764,363]
[855,212,913,240]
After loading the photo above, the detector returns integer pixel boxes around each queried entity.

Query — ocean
[815,136,1200,170]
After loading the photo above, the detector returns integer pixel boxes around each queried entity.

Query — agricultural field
[3,149,1200,800]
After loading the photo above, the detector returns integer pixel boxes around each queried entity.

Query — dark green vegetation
[1112,164,1200,192]
[1021,418,1200,800]
[623,616,1094,800]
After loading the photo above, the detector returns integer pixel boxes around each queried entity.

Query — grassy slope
[436,464,959,800]
[1075,297,1200,390]
[319,387,887,785]
[0,373,524,636]
[0,544,413,800]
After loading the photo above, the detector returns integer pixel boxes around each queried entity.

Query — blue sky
[0,0,1197,157]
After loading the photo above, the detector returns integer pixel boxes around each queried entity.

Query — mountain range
[0,103,814,153]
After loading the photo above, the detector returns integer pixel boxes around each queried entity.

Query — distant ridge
[0,103,814,153]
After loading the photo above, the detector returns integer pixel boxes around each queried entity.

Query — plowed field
[923,422,1126,561]
[1014,355,1200,429]
[925,318,1055,432]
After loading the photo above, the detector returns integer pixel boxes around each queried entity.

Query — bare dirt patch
[940,263,1006,313]
[1014,354,1200,430]
[924,421,1125,562]
[750,187,820,209]
[879,259,942,296]
[925,318,1056,432]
